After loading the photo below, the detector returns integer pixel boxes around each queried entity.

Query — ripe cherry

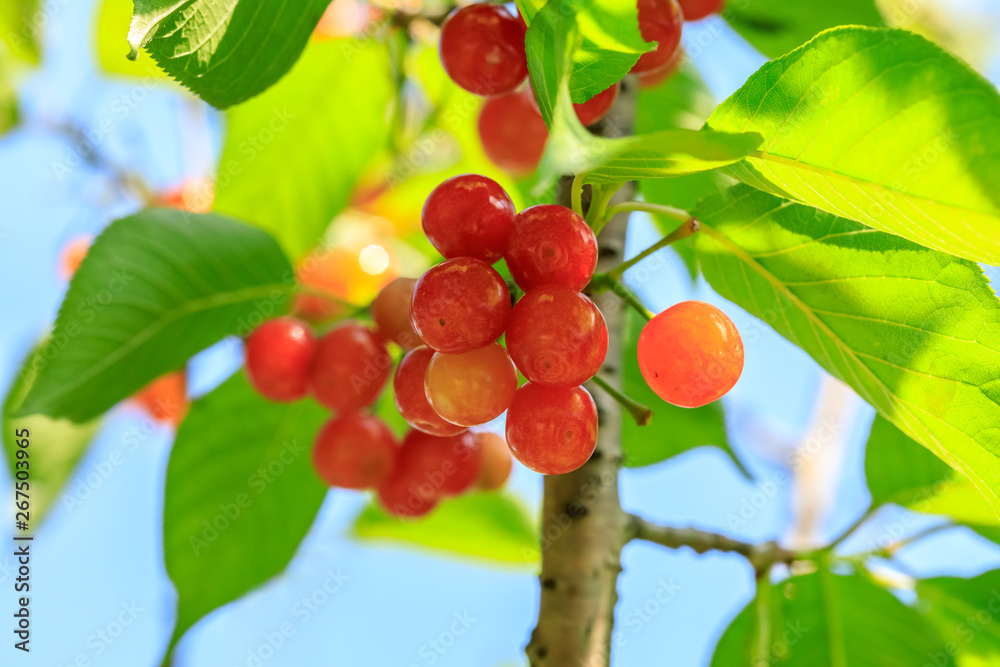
[396,430,482,498]
[631,0,684,74]
[394,347,468,437]
[308,322,391,412]
[506,288,607,387]
[478,89,548,176]
[574,83,620,126]
[637,300,744,408]
[312,414,397,489]
[245,317,317,402]
[425,343,518,427]
[474,432,513,491]
[133,371,188,426]
[372,277,424,348]
[439,4,528,97]
[378,470,438,518]
[410,257,510,354]
[636,48,683,88]
[505,205,598,291]
[422,174,516,263]
[677,0,724,21]
[505,383,598,475]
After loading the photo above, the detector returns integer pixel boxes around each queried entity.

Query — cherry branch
[590,374,651,426]
[607,216,699,281]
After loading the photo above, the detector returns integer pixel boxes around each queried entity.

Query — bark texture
[526,80,637,667]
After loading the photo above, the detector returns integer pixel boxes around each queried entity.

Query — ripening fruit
[396,430,482,498]
[425,343,518,427]
[422,174,516,263]
[478,89,548,176]
[474,432,513,491]
[410,257,510,354]
[133,371,188,426]
[574,83,620,126]
[637,300,744,408]
[631,0,684,74]
[245,317,317,402]
[59,235,92,280]
[505,383,598,475]
[505,205,598,291]
[312,414,397,489]
[394,347,468,437]
[308,323,391,412]
[372,277,424,348]
[506,288,608,387]
[378,470,438,518]
[439,3,528,96]
[677,0,724,21]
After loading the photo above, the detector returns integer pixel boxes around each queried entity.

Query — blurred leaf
[725,0,883,58]
[162,373,328,660]
[2,344,101,524]
[0,0,40,63]
[917,571,1000,666]
[94,0,173,81]
[517,0,652,102]
[352,492,539,567]
[621,310,746,474]
[866,415,953,508]
[214,39,392,259]
[16,208,293,423]
[708,27,1000,266]
[0,57,17,134]
[126,0,329,108]
[696,185,1000,513]
[712,570,954,665]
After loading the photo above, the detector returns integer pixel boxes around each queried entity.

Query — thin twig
[608,217,700,281]
[605,200,690,223]
[591,374,652,426]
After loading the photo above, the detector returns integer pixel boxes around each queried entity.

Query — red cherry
[308,322,391,412]
[378,470,438,518]
[422,174,516,263]
[506,288,607,387]
[677,0,724,21]
[425,343,518,427]
[631,0,684,74]
[478,89,548,176]
[59,235,92,280]
[245,317,317,402]
[372,277,424,348]
[505,205,598,291]
[574,83,620,126]
[394,347,468,437]
[396,430,482,498]
[410,257,511,354]
[133,371,188,425]
[474,432,513,491]
[505,383,598,475]
[637,300,744,408]
[636,48,684,88]
[439,4,528,96]
[312,414,397,489]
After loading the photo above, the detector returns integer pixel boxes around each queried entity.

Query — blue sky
[2,1,1000,666]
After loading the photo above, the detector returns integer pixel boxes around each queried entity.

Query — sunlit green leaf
[725,0,883,58]
[917,570,1000,667]
[0,0,40,63]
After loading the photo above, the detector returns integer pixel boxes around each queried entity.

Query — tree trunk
[526,80,637,667]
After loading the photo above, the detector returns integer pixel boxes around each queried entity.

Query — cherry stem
[605,200,690,223]
[571,172,586,218]
[294,285,368,315]
[586,185,617,234]
[607,216,700,281]
[590,375,652,426]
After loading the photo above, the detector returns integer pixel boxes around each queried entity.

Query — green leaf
[94,0,174,81]
[917,571,1000,666]
[866,415,953,508]
[163,373,328,659]
[621,310,746,473]
[695,185,1000,513]
[127,0,329,108]
[725,0,883,58]
[213,39,392,259]
[0,0,40,63]
[707,27,1000,266]
[525,0,760,191]
[0,56,18,135]
[352,492,539,567]
[3,345,101,525]
[517,0,652,103]
[712,570,954,665]
[17,208,294,423]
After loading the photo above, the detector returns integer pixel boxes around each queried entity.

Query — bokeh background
[3,0,1000,665]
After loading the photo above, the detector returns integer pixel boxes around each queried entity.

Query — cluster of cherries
[438,0,725,175]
